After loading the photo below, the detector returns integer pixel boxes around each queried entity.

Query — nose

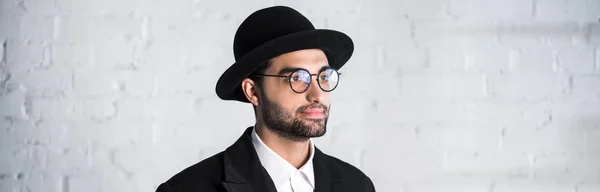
[305,75,325,103]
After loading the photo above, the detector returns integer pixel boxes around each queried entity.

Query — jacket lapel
[222,127,277,192]
[313,147,343,192]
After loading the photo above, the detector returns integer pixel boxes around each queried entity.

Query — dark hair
[248,59,273,114]
[248,59,273,89]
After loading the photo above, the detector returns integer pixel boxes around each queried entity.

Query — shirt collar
[251,126,315,190]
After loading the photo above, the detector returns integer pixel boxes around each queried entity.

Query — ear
[241,78,260,106]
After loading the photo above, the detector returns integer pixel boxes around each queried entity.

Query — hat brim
[215,29,354,103]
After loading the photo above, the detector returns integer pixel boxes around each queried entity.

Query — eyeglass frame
[249,66,342,93]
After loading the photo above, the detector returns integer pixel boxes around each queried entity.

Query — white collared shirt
[251,127,315,192]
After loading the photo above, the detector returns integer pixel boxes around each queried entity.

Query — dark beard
[259,92,329,142]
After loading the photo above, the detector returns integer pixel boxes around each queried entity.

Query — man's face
[257,49,332,142]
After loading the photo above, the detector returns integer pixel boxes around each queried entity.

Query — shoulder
[156,151,225,192]
[319,152,376,191]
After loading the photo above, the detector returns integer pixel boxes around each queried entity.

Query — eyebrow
[277,66,332,75]
[277,67,303,75]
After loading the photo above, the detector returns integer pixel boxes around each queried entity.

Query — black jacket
[156,127,376,192]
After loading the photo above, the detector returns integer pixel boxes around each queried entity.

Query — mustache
[297,103,328,113]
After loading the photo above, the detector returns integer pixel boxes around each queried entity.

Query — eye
[290,75,300,82]
[320,75,328,81]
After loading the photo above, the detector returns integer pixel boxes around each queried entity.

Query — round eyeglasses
[251,67,341,93]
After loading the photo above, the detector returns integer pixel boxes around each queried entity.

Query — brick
[412,21,485,47]
[513,47,556,73]
[52,43,93,67]
[44,147,92,175]
[324,98,374,127]
[114,145,211,181]
[578,185,600,192]
[501,125,590,154]
[30,97,70,122]
[534,0,600,23]
[22,0,57,16]
[149,17,231,46]
[398,73,484,101]
[334,44,378,74]
[464,44,513,73]
[52,16,89,44]
[146,17,238,68]
[0,182,18,192]
[91,39,135,69]
[0,38,5,62]
[55,0,139,16]
[58,118,152,147]
[591,27,600,47]
[458,101,552,128]
[327,16,412,46]
[326,122,388,151]
[551,99,600,129]
[0,146,48,174]
[402,182,492,192]
[0,15,19,39]
[155,67,221,97]
[385,44,428,73]
[0,145,21,173]
[494,183,576,192]
[0,88,27,118]
[442,152,531,179]
[362,150,445,184]
[372,98,465,126]
[449,0,534,22]
[136,0,196,17]
[139,40,185,69]
[427,44,467,73]
[187,98,255,145]
[415,125,502,153]
[4,117,63,147]
[9,67,72,98]
[92,166,147,192]
[0,0,26,17]
[5,39,47,73]
[86,16,141,44]
[183,42,237,70]
[271,0,363,19]
[19,172,61,192]
[596,48,599,73]
[117,95,198,121]
[338,70,403,101]
[585,128,600,155]
[67,169,140,192]
[496,23,589,48]
[18,15,55,41]
[530,154,600,184]
[182,0,275,19]
[65,96,118,123]
[68,174,102,192]
[72,67,158,97]
[557,46,596,74]
[487,72,570,101]
[56,15,141,44]
[71,68,116,95]
[400,0,455,21]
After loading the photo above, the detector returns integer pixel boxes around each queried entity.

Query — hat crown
[233,6,315,61]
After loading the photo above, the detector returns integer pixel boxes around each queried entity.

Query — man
[156,5,375,192]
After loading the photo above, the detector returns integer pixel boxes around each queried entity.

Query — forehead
[267,49,329,72]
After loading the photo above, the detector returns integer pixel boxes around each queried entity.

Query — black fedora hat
[215,5,354,103]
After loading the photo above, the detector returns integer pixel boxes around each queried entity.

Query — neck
[254,123,312,169]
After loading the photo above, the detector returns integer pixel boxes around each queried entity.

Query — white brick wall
[1,0,599,192]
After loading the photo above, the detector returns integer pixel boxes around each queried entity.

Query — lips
[300,108,326,118]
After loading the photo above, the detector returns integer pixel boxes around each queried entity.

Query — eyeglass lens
[289,69,339,93]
